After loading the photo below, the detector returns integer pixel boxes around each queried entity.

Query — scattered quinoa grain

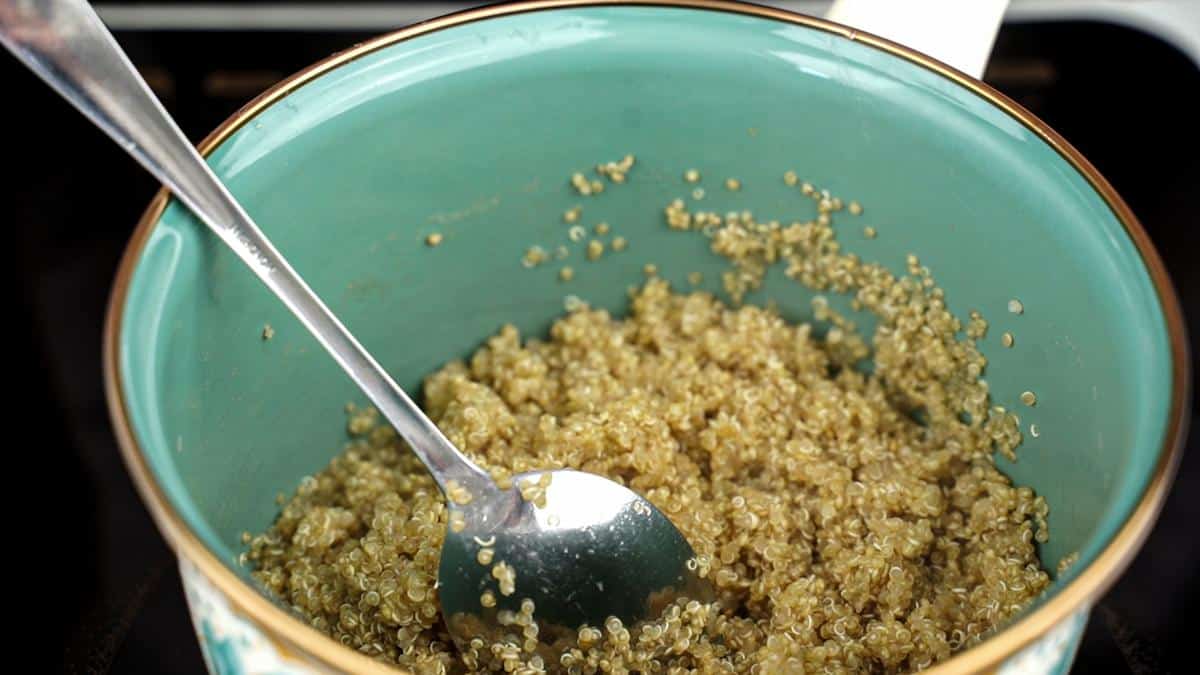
[684,169,700,183]
[863,226,877,239]
[521,246,547,269]
[783,170,798,186]
[261,324,274,341]
[687,271,703,286]
[444,480,473,505]
[1009,298,1025,315]
[492,561,517,596]
[518,473,552,508]
[1002,331,1015,348]
[586,240,604,261]
[848,201,863,215]
[570,172,591,195]
[594,222,610,236]
[596,155,635,184]
[563,294,586,312]
[1030,423,1041,438]
[559,266,574,282]
[1020,390,1038,407]
[424,232,443,247]
[724,177,741,191]
[611,236,628,252]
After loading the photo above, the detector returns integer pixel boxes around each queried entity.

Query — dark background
[8,10,1195,675]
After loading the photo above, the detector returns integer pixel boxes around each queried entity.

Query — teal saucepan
[102,1,1188,673]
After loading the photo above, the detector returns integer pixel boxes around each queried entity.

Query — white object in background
[825,0,1009,78]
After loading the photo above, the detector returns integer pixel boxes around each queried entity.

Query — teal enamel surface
[118,3,1173,634]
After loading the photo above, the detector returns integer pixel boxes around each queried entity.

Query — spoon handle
[0,0,493,495]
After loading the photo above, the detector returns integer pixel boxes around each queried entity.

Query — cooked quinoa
[249,172,1050,674]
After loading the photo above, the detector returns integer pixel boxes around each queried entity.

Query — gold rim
[103,1,1191,672]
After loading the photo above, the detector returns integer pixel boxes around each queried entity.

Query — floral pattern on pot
[998,606,1090,675]
[180,558,322,675]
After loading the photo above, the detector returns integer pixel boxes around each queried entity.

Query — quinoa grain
[250,166,1049,674]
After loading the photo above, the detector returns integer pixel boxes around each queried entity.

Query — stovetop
[12,11,1195,675]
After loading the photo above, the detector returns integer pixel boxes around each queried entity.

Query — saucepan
[100,1,1187,673]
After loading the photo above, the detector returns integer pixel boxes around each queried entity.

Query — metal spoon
[0,0,710,650]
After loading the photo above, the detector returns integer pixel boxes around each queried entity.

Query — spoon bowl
[439,469,711,649]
